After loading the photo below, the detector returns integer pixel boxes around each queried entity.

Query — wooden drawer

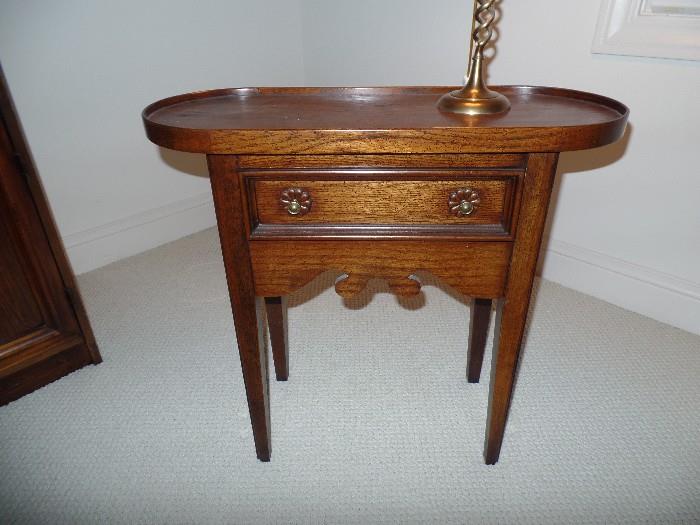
[245,170,521,239]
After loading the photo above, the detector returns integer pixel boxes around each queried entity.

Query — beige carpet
[1,228,699,524]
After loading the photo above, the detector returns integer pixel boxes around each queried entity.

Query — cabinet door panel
[0,120,83,376]
[0,65,100,402]
[0,215,44,344]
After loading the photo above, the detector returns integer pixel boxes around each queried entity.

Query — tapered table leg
[485,153,559,465]
[209,155,271,462]
[265,296,289,381]
[467,298,492,383]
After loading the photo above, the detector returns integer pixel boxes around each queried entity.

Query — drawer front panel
[246,170,521,238]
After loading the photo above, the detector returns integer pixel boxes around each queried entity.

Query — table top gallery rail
[143,86,628,155]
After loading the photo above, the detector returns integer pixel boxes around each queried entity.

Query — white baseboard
[63,196,699,335]
[64,192,216,275]
[541,239,700,336]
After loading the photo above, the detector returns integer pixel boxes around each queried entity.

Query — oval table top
[143,86,628,155]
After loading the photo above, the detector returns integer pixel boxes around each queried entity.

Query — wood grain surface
[249,240,512,299]
[252,177,514,226]
[143,86,629,154]
[484,153,560,465]
[238,154,527,170]
[208,155,271,461]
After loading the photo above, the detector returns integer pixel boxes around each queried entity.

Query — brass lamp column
[438,0,510,116]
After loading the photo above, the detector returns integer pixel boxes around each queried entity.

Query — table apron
[249,239,512,299]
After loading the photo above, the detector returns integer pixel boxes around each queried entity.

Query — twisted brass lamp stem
[466,0,478,78]
[438,0,510,116]
[473,0,497,50]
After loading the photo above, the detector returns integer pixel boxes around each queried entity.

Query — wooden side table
[143,86,628,464]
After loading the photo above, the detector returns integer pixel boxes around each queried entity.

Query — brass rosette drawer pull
[280,188,312,216]
[449,188,480,217]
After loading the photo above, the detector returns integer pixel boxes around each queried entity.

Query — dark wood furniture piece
[143,86,628,464]
[0,65,101,405]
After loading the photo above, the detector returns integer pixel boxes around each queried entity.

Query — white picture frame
[592,0,700,61]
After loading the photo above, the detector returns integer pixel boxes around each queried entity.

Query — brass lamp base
[437,0,510,117]
[437,87,511,116]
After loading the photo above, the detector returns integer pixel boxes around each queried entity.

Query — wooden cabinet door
[0,67,100,404]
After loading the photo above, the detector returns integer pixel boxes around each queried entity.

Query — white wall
[0,0,305,272]
[298,0,700,335]
[1,0,698,334]
[300,0,472,86]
